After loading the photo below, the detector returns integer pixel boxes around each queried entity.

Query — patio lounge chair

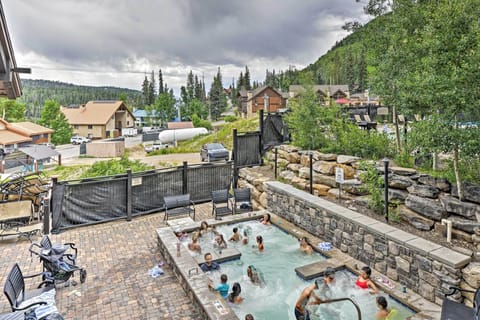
[440,286,480,320]
[211,189,233,220]
[3,263,54,312]
[233,188,252,214]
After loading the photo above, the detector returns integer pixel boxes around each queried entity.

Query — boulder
[312,161,336,175]
[452,182,480,205]
[312,174,338,188]
[388,189,409,202]
[277,158,289,168]
[448,216,480,234]
[278,144,298,153]
[418,176,451,192]
[291,176,307,190]
[407,185,440,199]
[389,175,414,190]
[435,223,474,243]
[258,192,268,208]
[298,167,310,179]
[352,160,376,170]
[285,152,300,164]
[352,195,370,207]
[279,170,295,182]
[399,205,435,231]
[312,184,331,196]
[389,166,417,176]
[300,154,311,167]
[341,179,368,196]
[439,194,480,219]
[335,164,355,179]
[252,177,271,193]
[327,188,354,200]
[337,155,361,164]
[316,153,337,161]
[286,163,302,172]
[405,194,447,221]
[462,262,480,288]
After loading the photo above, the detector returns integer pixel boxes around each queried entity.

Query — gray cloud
[3,0,369,91]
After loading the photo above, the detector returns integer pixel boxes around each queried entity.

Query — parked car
[144,143,169,153]
[70,136,91,144]
[200,143,229,162]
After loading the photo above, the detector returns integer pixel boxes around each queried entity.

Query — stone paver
[0,203,215,319]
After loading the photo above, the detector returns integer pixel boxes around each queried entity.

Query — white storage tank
[158,128,208,144]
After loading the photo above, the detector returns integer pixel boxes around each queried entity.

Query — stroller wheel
[80,269,87,283]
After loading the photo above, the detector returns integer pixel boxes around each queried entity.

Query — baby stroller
[29,235,87,286]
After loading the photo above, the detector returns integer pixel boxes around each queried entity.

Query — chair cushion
[18,288,57,317]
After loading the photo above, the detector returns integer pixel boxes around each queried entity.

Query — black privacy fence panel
[186,163,233,203]
[263,114,289,149]
[131,169,183,215]
[235,132,261,168]
[51,162,235,232]
[52,177,128,232]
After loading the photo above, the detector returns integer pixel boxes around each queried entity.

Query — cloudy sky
[3,0,370,94]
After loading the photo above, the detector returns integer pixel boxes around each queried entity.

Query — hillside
[295,15,389,93]
[18,79,142,119]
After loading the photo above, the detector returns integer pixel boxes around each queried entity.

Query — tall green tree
[209,67,227,120]
[244,66,251,90]
[146,93,176,127]
[158,69,164,94]
[38,99,72,144]
[0,98,25,122]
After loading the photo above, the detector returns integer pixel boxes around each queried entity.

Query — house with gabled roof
[237,86,287,118]
[0,119,53,148]
[61,100,135,139]
[289,85,350,105]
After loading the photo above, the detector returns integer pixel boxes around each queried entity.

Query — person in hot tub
[294,269,335,320]
[356,266,378,294]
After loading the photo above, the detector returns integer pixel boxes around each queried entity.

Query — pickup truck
[144,143,169,153]
[70,136,91,144]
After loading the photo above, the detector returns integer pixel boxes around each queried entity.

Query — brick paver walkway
[0,204,214,319]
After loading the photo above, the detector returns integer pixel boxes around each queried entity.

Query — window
[127,121,130,125]
[88,125,93,129]
[74,125,79,129]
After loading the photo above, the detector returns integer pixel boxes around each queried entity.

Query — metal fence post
[274,147,278,179]
[233,129,238,188]
[309,152,313,194]
[45,177,58,235]
[383,158,389,223]
[182,161,188,194]
[259,109,264,165]
[126,169,132,221]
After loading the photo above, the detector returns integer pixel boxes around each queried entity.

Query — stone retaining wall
[264,181,472,306]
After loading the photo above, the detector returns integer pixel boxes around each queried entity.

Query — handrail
[323,297,362,320]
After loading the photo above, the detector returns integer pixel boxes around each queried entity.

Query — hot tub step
[295,260,345,280]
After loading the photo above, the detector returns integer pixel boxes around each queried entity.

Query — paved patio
[0,203,215,319]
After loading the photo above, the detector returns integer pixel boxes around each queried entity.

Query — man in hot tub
[294,268,335,320]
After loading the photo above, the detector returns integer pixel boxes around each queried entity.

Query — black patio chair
[211,189,233,220]
[3,263,54,312]
[233,188,252,214]
[440,286,480,320]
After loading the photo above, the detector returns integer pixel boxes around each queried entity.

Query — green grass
[44,164,91,181]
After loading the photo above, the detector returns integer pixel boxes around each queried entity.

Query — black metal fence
[51,161,232,233]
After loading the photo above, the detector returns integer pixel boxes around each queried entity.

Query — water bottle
[176,240,181,257]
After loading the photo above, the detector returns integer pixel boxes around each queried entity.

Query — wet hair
[256,235,263,244]
[200,221,209,230]
[220,274,228,283]
[264,213,271,222]
[243,230,248,237]
[300,236,308,243]
[228,282,241,302]
[245,314,254,320]
[217,234,226,244]
[204,252,212,260]
[233,227,238,233]
[377,296,388,310]
[362,266,372,278]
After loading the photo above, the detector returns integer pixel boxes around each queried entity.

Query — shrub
[223,115,238,122]
[358,161,385,214]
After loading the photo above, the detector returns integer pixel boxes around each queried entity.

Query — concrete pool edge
[158,210,440,319]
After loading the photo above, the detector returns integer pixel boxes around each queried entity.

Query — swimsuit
[356,278,369,289]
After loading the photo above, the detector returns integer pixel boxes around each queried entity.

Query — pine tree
[148,71,156,105]
[187,70,195,102]
[209,67,227,120]
[244,66,251,90]
[237,72,244,90]
[141,76,150,107]
[158,69,164,94]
